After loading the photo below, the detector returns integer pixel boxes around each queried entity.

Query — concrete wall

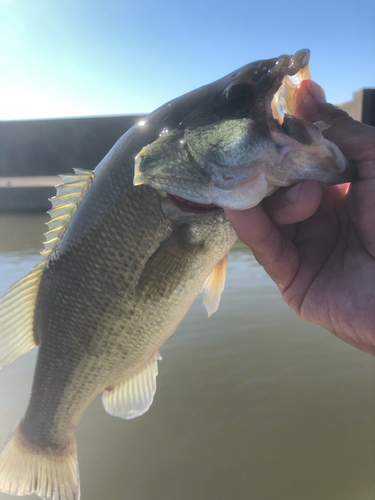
[0,114,144,177]
[338,88,375,126]
[0,114,143,210]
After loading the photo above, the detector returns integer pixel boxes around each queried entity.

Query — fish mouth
[167,193,221,214]
[270,49,311,124]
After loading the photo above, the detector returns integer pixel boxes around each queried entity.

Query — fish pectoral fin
[137,229,202,300]
[202,254,228,317]
[0,262,46,369]
[102,352,161,419]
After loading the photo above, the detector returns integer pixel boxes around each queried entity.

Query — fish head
[134,50,357,210]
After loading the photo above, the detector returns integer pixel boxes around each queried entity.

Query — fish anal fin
[202,254,228,317]
[0,263,45,369]
[0,422,80,500]
[102,352,160,419]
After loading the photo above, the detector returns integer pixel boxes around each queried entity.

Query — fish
[0,49,356,500]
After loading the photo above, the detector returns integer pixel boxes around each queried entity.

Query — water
[0,213,374,500]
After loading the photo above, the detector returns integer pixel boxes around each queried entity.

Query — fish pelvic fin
[102,352,161,419]
[0,262,45,369]
[0,422,80,500]
[202,254,228,317]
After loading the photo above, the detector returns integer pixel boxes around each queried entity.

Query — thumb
[293,80,375,180]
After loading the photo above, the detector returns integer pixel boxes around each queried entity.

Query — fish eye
[225,82,256,104]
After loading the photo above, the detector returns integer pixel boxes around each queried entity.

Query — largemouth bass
[0,49,355,500]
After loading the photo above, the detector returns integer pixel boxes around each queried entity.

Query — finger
[293,80,375,179]
[262,180,323,226]
[279,185,346,314]
[224,205,300,292]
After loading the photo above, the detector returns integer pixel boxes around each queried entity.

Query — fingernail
[286,183,300,204]
[306,81,327,103]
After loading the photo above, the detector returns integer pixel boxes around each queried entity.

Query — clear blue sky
[1,0,374,120]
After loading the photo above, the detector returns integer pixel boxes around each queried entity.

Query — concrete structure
[338,89,375,126]
[0,176,61,211]
[0,114,143,210]
[0,89,374,211]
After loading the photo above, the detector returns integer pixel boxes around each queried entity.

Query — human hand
[225,80,375,356]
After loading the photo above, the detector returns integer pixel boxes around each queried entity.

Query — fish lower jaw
[169,172,273,212]
[208,172,269,210]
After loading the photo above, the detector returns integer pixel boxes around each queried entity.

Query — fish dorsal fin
[202,254,228,317]
[42,168,95,260]
[102,352,161,419]
[0,168,94,369]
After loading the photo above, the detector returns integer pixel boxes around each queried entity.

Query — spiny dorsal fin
[202,254,228,317]
[42,168,95,260]
[102,352,162,419]
[0,168,95,369]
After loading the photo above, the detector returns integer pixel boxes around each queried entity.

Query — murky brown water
[0,213,374,500]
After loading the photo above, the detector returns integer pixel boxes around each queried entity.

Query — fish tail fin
[0,423,80,500]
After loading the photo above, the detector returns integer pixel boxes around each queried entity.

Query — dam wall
[0,114,143,210]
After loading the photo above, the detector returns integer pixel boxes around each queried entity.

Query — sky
[1,0,374,120]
